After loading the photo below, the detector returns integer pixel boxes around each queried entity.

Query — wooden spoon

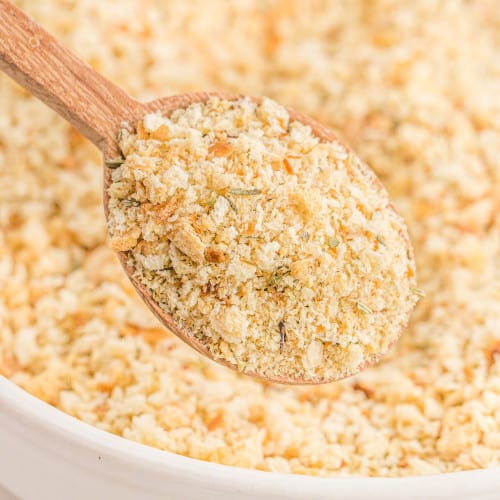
[0,0,413,384]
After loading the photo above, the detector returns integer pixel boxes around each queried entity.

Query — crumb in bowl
[0,0,499,479]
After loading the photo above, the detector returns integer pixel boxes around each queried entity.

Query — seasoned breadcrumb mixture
[1,0,499,477]
[108,97,417,382]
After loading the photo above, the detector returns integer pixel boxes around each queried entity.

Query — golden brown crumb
[108,97,417,382]
[206,248,227,263]
[208,141,233,157]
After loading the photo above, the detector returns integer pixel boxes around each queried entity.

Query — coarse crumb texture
[107,97,417,382]
[1,0,499,478]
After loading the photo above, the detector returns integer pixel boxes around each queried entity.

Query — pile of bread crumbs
[1,0,499,477]
[108,97,417,383]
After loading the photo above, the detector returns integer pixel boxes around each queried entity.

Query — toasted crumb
[208,141,233,157]
[107,97,418,382]
[289,258,314,286]
[110,232,140,252]
[206,248,226,263]
[168,221,206,264]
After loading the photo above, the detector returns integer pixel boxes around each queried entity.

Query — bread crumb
[108,98,417,382]
[169,221,205,264]
[2,0,499,479]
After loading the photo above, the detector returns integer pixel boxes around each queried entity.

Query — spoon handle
[0,0,139,151]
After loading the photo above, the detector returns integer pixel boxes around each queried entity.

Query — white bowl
[1,377,499,500]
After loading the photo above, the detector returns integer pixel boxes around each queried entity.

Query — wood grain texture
[0,0,141,152]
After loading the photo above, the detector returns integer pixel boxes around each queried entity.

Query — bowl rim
[1,376,499,499]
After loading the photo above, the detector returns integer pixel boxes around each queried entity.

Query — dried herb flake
[411,287,426,297]
[122,198,140,207]
[206,193,218,207]
[279,321,287,354]
[223,195,238,213]
[268,268,290,288]
[105,158,124,168]
[356,301,372,314]
[327,237,340,249]
[229,188,262,196]
[240,234,264,240]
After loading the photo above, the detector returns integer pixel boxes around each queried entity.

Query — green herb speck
[268,268,290,288]
[240,234,264,240]
[229,188,262,196]
[206,193,218,207]
[279,321,287,354]
[327,237,340,249]
[223,195,238,213]
[105,158,124,168]
[122,198,140,207]
[356,301,372,314]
